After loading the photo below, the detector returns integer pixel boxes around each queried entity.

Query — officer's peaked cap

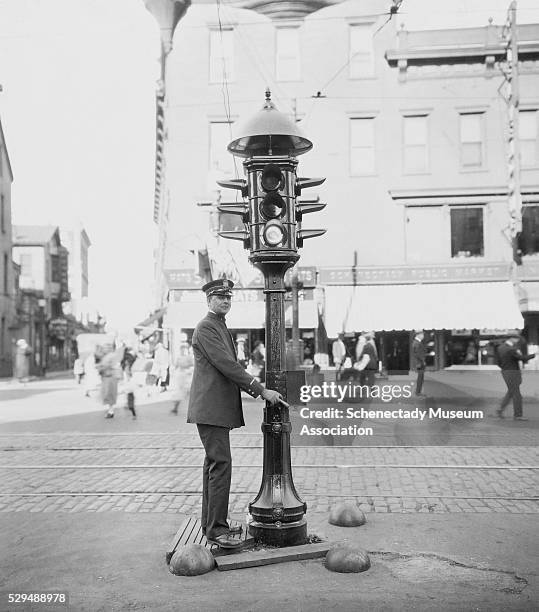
[202,278,234,297]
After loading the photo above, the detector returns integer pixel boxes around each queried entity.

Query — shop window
[450,207,484,258]
[209,121,234,177]
[459,112,484,169]
[350,117,376,175]
[276,27,300,81]
[349,23,374,78]
[520,205,539,255]
[209,28,234,83]
[519,110,538,167]
[403,115,428,174]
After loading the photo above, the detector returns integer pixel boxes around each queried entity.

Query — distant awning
[165,299,319,330]
[134,307,166,331]
[519,282,539,312]
[324,282,523,337]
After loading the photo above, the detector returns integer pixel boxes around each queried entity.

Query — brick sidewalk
[1,432,538,515]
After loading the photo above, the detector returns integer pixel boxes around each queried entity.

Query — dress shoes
[513,416,528,421]
[203,524,242,537]
[496,409,505,419]
[206,533,243,549]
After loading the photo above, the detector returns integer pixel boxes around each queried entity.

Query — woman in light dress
[170,341,194,415]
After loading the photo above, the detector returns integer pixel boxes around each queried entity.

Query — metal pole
[248,258,307,547]
[291,268,301,363]
[507,1,522,262]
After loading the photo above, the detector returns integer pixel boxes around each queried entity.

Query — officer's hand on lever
[261,388,283,406]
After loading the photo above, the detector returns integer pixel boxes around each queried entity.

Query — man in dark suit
[187,278,282,549]
[412,330,426,397]
[496,335,535,420]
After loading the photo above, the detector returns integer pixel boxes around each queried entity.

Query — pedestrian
[73,357,84,384]
[187,278,282,549]
[152,342,170,391]
[14,339,32,382]
[496,334,535,420]
[412,330,427,397]
[171,340,194,415]
[353,330,378,388]
[236,337,248,370]
[83,351,100,398]
[96,344,122,419]
[251,340,266,383]
[120,346,137,419]
[332,333,346,376]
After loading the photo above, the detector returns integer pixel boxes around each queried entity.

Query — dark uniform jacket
[497,342,530,372]
[412,339,426,371]
[362,343,378,371]
[187,312,264,428]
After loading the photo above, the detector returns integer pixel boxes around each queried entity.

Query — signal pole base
[248,519,307,548]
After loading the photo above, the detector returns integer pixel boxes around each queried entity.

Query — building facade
[12,225,72,372]
[0,118,17,376]
[60,225,92,324]
[146,0,539,370]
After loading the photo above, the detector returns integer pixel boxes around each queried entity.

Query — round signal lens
[260,164,283,192]
[263,222,285,246]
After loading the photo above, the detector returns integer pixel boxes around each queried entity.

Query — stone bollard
[169,544,216,576]
[325,544,371,573]
[328,503,366,527]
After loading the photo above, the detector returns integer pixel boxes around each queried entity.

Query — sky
[0,0,537,332]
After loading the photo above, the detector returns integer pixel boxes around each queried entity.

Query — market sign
[319,263,512,285]
[165,266,317,289]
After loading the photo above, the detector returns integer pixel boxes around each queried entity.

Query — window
[209,121,234,177]
[349,24,374,78]
[350,117,376,175]
[403,115,428,173]
[459,113,484,168]
[450,207,484,258]
[520,205,539,255]
[1,195,4,233]
[209,28,234,83]
[519,110,538,167]
[3,254,7,294]
[51,254,60,282]
[19,253,32,276]
[276,27,300,81]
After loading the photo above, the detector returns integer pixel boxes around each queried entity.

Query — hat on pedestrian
[202,278,234,297]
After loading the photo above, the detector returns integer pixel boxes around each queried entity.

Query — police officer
[187,278,282,548]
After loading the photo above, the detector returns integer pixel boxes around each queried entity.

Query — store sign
[164,270,204,289]
[319,263,511,285]
[165,266,317,289]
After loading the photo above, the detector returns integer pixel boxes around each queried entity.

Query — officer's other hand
[261,388,282,405]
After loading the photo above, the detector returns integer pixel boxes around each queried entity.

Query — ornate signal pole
[218,90,326,546]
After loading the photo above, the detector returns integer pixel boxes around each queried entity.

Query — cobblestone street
[1,382,538,518]
[1,431,538,515]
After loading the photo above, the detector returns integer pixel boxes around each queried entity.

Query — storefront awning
[519,282,539,312]
[165,299,319,330]
[324,282,523,337]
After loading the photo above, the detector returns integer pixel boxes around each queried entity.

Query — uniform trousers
[500,370,523,417]
[197,424,232,539]
[415,368,425,395]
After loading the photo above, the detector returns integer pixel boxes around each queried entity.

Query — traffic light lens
[260,193,284,219]
[263,221,285,246]
[261,164,283,192]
